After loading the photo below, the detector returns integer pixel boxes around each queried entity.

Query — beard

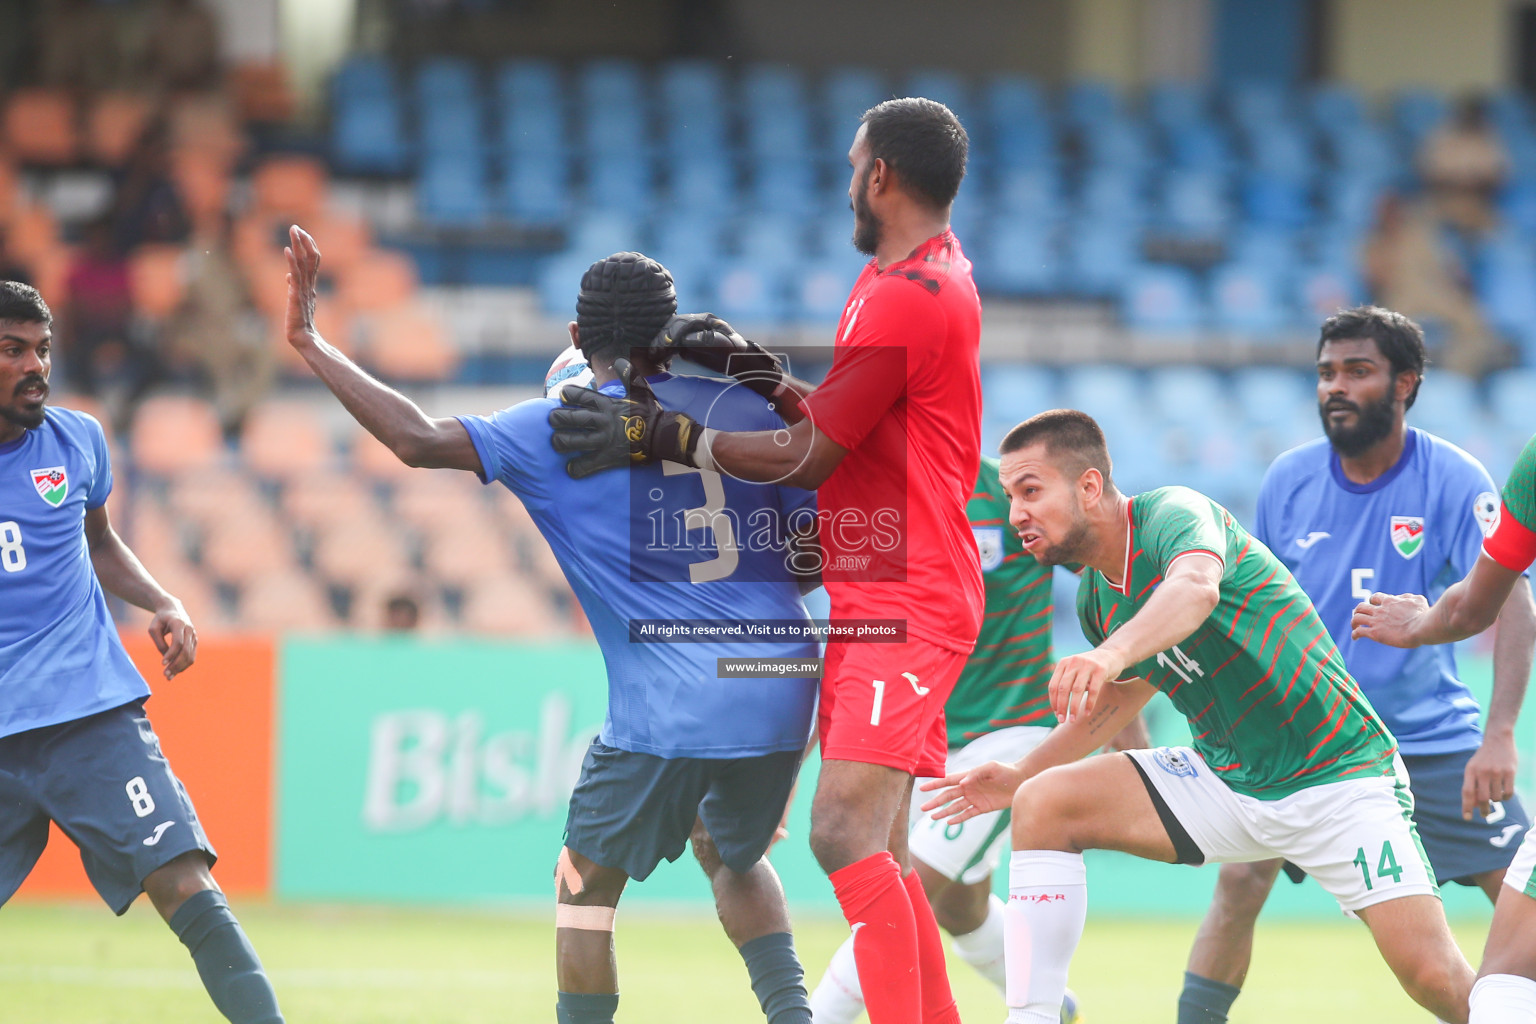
[1320,389,1396,457]
[851,168,882,255]
[1,375,48,430]
[1028,509,1094,567]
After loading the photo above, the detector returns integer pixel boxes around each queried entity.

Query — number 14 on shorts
[1353,840,1404,890]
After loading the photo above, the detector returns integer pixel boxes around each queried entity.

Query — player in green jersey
[811,456,1098,1022]
[1354,433,1536,1022]
[924,409,1474,1024]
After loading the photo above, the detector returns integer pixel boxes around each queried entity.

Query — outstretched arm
[1351,553,1523,648]
[85,505,195,679]
[1462,577,1535,818]
[284,225,481,473]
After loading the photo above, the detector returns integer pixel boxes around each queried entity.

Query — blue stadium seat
[420,103,487,162]
[583,156,655,215]
[1158,171,1231,238]
[1327,126,1400,181]
[666,160,735,216]
[1407,371,1481,438]
[650,212,727,269]
[1122,265,1205,334]
[824,69,888,143]
[748,159,817,215]
[1227,81,1291,133]
[905,70,973,129]
[1059,365,1142,433]
[332,55,396,104]
[712,261,790,324]
[1060,226,1139,298]
[538,253,594,315]
[1307,84,1365,131]
[1063,80,1120,129]
[494,58,560,109]
[1393,89,1449,147]
[1078,170,1145,221]
[566,210,644,262]
[1490,369,1536,429]
[1080,120,1153,172]
[736,214,804,270]
[1147,365,1228,428]
[1295,263,1366,326]
[1246,127,1316,184]
[1477,238,1536,352]
[982,365,1057,421]
[1233,366,1313,428]
[415,57,478,107]
[993,166,1062,220]
[1147,81,1209,132]
[500,100,565,160]
[969,218,1058,297]
[1166,122,1236,175]
[332,96,411,175]
[1319,175,1386,231]
[1241,172,1312,229]
[659,60,725,111]
[1228,227,1300,269]
[743,66,812,161]
[578,61,648,158]
[1209,263,1288,337]
[417,158,492,226]
[795,259,862,324]
[503,155,569,227]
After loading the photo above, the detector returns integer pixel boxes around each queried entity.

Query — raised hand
[917,760,1025,824]
[284,224,322,348]
[650,313,784,399]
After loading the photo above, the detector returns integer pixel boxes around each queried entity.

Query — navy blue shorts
[564,740,802,882]
[0,700,215,914]
[1402,749,1531,886]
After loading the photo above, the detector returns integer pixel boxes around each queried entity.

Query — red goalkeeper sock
[902,868,960,1024]
[829,852,920,1024]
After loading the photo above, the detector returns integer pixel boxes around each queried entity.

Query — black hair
[999,409,1115,488]
[575,252,677,364]
[859,97,968,209]
[0,281,51,326]
[1317,305,1426,410]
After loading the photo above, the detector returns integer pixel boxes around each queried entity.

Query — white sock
[1005,850,1087,1024]
[952,893,1008,993]
[807,932,864,1024]
[1471,974,1536,1023]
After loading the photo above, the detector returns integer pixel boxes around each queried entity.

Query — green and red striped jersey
[1485,434,1536,571]
[1076,486,1398,800]
[945,456,1055,746]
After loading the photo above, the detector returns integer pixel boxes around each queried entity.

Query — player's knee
[809,814,871,874]
[554,848,625,906]
[1010,775,1068,849]
[689,822,725,879]
[1212,862,1279,920]
[143,852,216,915]
[1397,951,1470,1016]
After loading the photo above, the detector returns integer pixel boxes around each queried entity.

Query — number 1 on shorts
[870,679,885,726]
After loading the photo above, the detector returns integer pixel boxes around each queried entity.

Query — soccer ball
[544,345,593,400]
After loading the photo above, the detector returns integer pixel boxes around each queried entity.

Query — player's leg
[812,637,973,1024]
[692,749,812,1024]
[1400,750,1531,907]
[0,729,54,908]
[1006,751,1187,1024]
[36,702,282,1024]
[1469,831,1536,1022]
[1178,859,1284,1024]
[556,740,708,1024]
[1357,895,1473,1022]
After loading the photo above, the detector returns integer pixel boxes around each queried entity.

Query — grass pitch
[0,900,1491,1022]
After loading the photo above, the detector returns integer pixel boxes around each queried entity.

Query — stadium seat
[1158,171,1231,239]
[795,260,861,323]
[1392,89,1449,147]
[1489,368,1536,429]
[86,92,151,166]
[351,428,416,482]
[416,158,493,227]
[1407,371,1481,437]
[969,218,1058,296]
[982,365,1056,421]
[360,303,460,381]
[1165,122,1236,176]
[332,55,397,105]
[1060,365,1142,425]
[128,245,186,321]
[338,249,418,312]
[503,154,572,226]
[414,57,478,108]
[280,473,379,532]
[1147,80,1209,133]
[118,553,226,632]
[1296,263,1365,325]
[583,156,656,215]
[172,151,233,228]
[165,467,263,528]
[1242,172,1312,229]
[252,156,328,219]
[712,261,789,324]
[494,58,561,110]
[3,89,76,165]
[1147,366,1229,428]
[332,94,411,175]
[742,65,811,160]
[130,396,226,476]
[1121,265,1205,334]
[460,576,566,636]
[238,569,339,631]
[311,517,410,588]
[736,214,804,269]
[904,70,972,129]
[241,400,335,480]
[1209,263,1289,338]
[201,507,295,585]
[1233,366,1314,428]
[823,69,888,144]
[993,166,1063,220]
[1064,80,1120,129]
[1307,84,1366,132]
[748,158,817,216]
[422,527,517,587]
[1060,226,1138,298]
[390,471,490,533]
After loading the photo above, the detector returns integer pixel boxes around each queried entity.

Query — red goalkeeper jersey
[801,229,984,654]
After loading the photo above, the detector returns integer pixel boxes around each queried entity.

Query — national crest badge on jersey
[30,466,67,507]
[1389,515,1424,559]
[973,526,1004,572]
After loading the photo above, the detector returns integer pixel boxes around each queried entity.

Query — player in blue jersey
[281,226,816,1024]
[0,281,284,1023]
[1176,306,1536,1024]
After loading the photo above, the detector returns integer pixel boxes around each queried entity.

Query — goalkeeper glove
[650,313,785,401]
[548,359,702,479]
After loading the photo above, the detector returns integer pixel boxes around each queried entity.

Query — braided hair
[575,252,677,365]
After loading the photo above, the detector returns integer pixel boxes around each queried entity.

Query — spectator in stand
[1362,192,1499,377]
[1419,97,1508,239]
[109,119,191,252]
[0,228,31,285]
[164,216,273,438]
[61,216,133,398]
[141,0,223,95]
[37,0,122,95]
[383,594,421,632]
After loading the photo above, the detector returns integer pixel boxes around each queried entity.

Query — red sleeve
[804,281,945,452]
[1483,501,1536,572]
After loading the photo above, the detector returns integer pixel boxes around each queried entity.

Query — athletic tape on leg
[556,848,585,897]
[556,904,617,931]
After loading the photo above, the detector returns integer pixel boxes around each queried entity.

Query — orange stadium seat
[524,535,566,589]
[49,393,111,437]
[338,249,417,312]
[129,395,225,476]
[128,244,186,320]
[389,470,488,532]
[4,89,77,165]
[460,577,565,636]
[240,399,335,480]
[279,472,379,531]
[230,62,296,124]
[251,156,327,220]
[116,552,227,634]
[200,508,295,585]
[488,487,540,541]
[421,526,515,588]
[0,161,18,222]
[302,213,371,277]
[350,428,415,482]
[165,467,263,528]
[86,92,152,166]
[6,205,60,264]
[349,575,444,632]
[238,569,337,631]
[310,517,410,588]
[361,303,458,381]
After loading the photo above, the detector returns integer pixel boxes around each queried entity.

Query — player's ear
[567,321,581,350]
[1079,467,1104,508]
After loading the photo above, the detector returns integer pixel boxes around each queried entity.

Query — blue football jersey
[1254,428,1500,754]
[0,407,148,737]
[458,372,819,759]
